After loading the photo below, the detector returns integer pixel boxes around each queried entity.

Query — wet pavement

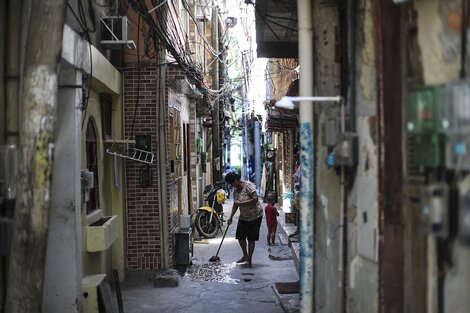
[121,199,299,313]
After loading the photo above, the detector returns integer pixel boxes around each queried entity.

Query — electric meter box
[0,145,18,203]
[406,87,443,168]
[321,106,340,148]
[440,81,470,170]
[459,191,470,245]
[333,132,358,167]
[423,183,449,238]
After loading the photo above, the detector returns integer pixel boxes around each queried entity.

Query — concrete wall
[312,3,343,312]
[312,1,380,312]
[347,1,379,312]
[43,65,83,313]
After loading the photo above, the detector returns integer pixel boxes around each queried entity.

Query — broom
[209,224,230,262]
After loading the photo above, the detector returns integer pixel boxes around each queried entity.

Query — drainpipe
[339,100,346,313]
[0,0,5,144]
[5,0,22,146]
[157,50,169,269]
[254,120,261,189]
[297,0,315,311]
[0,2,5,310]
[211,5,221,184]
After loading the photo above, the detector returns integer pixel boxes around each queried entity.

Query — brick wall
[124,64,161,270]
[124,63,194,270]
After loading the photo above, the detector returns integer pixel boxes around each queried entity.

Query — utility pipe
[0,2,5,310]
[338,99,346,313]
[0,0,5,144]
[254,120,261,189]
[5,0,22,145]
[276,96,343,110]
[211,4,221,183]
[157,50,170,269]
[296,0,315,309]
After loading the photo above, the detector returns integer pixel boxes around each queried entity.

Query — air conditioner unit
[100,16,136,50]
[195,5,205,21]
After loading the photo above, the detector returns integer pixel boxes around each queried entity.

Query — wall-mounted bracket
[105,139,154,164]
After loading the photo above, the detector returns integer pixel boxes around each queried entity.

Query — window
[183,123,189,174]
[169,110,182,179]
[101,94,112,140]
[86,120,100,214]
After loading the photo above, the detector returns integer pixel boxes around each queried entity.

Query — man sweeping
[225,172,263,267]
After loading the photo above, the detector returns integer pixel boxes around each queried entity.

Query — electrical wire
[128,0,210,95]
[79,0,95,129]
[245,0,298,35]
[130,14,142,138]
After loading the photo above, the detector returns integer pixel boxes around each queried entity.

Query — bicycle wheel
[195,210,219,238]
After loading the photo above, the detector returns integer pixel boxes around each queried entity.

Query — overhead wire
[130,14,142,138]
[128,0,208,94]
[78,0,95,129]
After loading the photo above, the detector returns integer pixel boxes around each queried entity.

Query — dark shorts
[236,216,263,241]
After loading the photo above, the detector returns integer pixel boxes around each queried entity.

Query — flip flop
[236,257,247,263]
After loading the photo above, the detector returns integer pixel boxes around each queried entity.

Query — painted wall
[81,45,125,280]
[43,24,125,312]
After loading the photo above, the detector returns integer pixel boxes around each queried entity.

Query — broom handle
[214,224,230,257]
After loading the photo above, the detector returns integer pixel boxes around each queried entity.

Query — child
[265,197,280,245]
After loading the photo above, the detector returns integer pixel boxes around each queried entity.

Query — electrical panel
[459,191,470,245]
[333,132,358,167]
[422,183,448,238]
[440,81,470,170]
[175,228,192,266]
[406,87,443,168]
[135,135,152,152]
[0,217,12,255]
[321,106,340,148]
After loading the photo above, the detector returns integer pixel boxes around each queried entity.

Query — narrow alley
[121,199,299,313]
[1,1,470,313]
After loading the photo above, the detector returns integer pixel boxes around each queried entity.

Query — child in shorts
[265,197,279,245]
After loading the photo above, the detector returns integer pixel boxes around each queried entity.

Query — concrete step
[272,284,300,313]
[278,232,289,246]
[291,242,300,276]
[278,210,300,276]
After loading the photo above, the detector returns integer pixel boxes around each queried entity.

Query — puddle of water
[185,262,239,284]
